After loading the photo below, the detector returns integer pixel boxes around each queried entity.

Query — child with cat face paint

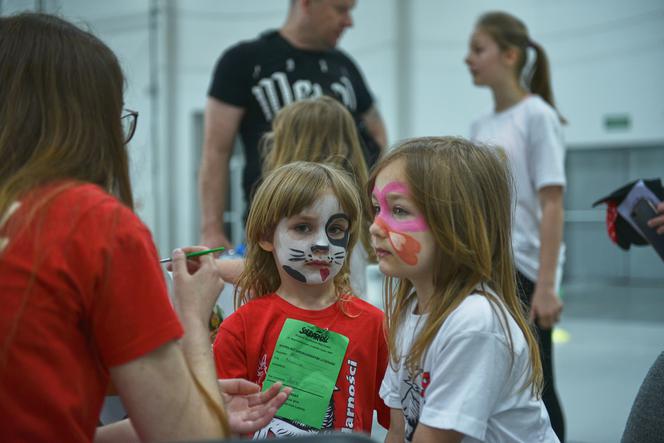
[214,96,374,297]
[213,161,389,438]
[373,137,558,443]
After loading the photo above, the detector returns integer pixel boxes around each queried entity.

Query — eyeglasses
[121,109,138,144]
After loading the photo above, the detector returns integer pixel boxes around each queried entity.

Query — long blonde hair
[369,136,543,395]
[235,161,362,309]
[261,96,373,258]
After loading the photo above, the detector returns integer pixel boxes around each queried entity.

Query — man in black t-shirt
[198,0,387,249]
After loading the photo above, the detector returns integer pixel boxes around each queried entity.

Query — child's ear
[258,238,274,252]
[503,46,520,68]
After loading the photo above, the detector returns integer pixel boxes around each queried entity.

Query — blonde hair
[368,136,543,396]
[235,161,362,309]
[261,96,373,258]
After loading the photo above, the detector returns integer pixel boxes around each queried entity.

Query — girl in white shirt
[465,11,566,441]
[372,137,559,443]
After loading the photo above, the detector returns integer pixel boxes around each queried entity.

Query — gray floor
[554,282,664,443]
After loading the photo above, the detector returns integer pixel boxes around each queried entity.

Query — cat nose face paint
[371,181,428,266]
[272,193,350,285]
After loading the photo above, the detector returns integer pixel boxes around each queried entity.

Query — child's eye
[293,224,311,234]
[371,203,380,214]
[392,206,410,217]
[327,223,348,240]
[470,45,482,56]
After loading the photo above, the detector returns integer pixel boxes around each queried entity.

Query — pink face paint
[375,217,421,265]
[372,181,428,233]
[320,268,330,281]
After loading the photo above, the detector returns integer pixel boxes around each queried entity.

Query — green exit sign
[604,114,631,131]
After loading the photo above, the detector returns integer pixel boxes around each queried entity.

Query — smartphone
[632,198,657,222]
[631,198,664,262]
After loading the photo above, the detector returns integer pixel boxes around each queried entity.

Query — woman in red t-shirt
[0,13,286,443]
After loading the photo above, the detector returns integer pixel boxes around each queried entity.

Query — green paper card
[263,318,349,429]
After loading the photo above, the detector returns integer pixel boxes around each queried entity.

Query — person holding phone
[648,201,664,235]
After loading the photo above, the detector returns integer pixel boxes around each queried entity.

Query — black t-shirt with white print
[208,30,377,206]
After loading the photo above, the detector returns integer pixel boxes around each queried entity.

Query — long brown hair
[477,11,566,123]
[369,137,543,396]
[261,96,373,260]
[0,13,230,434]
[236,161,362,309]
[0,13,132,220]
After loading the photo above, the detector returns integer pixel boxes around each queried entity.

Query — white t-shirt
[380,291,559,442]
[470,95,566,286]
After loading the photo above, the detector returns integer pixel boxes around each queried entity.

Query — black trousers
[516,271,566,443]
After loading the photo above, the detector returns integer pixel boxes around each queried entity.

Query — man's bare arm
[198,98,245,248]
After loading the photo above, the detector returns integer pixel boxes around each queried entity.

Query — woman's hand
[171,246,224,327]
[218,379,291,434]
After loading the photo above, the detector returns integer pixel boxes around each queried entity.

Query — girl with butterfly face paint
[372,138,559,443]
[213,162,391,436]
[370,164,436,286]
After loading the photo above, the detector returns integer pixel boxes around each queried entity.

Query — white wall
[408,0,664,145]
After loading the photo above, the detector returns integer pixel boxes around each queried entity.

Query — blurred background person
[198,0,387,249]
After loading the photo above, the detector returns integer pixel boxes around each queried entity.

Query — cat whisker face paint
[272,193,350,285]
[288,248,306,262]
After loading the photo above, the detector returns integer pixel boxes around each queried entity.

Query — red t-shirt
[213,293,390,437]
[0,183,183,443]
